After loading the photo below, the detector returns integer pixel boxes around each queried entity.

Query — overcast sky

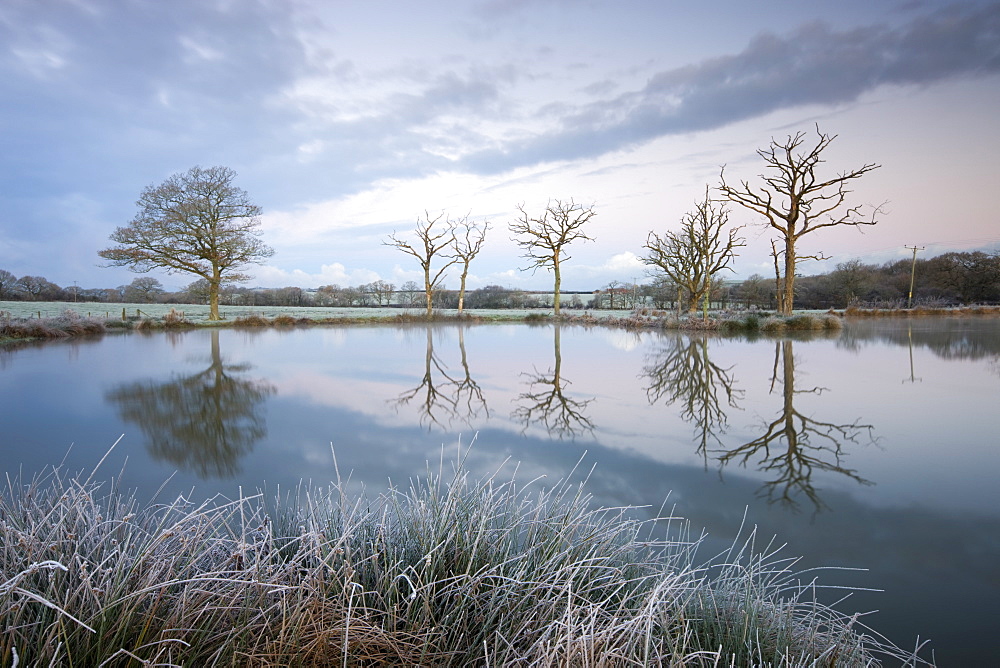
[2,0,999,293]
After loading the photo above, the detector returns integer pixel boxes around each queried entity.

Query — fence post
[122,308,126,321]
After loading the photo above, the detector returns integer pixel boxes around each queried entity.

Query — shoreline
[4,302,1000,345]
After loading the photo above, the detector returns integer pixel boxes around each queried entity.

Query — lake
[2,316,998,664]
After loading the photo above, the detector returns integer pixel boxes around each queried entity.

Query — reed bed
[0,453,926,667]
[568,311,846,335]
[842,305,1000,318]
[0,309,108,341]
[2,307,854,343]
[232,313,312,327]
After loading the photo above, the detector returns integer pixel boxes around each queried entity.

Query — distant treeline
[731,251,1000,310]
[2,250,998,310]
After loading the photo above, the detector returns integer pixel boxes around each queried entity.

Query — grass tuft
[0,453,929,666]
[233,313,272,327]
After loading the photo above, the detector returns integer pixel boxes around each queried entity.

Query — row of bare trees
[384,127,883,317]
[384,199,597,316]
[8,126,894,317]
[384,212,492,316]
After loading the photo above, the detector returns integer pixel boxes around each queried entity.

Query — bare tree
[385,211,458,316]
[510,199,596,315]
[643,187,744,315]
[98,165,273,320]
[185,279,212,304]
[15,275,62,301]
[719,127,882,314]
[451,215,491,314]
[733,273,771,309]
[399,280,423,307]
[362,280,396,306]
[122,277,165,303]
[0,269,16,300]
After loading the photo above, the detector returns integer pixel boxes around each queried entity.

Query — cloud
[252,263,380,289]
[459,3,1000,173]
[601,251,645,272]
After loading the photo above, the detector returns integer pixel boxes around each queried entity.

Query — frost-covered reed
[0,309,108,340]
[1,454,928,666]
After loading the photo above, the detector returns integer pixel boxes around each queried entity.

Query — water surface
[2,317,998,664]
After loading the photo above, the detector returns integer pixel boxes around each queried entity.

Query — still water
[2,318,998,664]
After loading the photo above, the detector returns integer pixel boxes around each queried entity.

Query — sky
[2,0,999,293]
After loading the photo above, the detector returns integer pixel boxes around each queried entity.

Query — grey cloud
[0,0,312,227]
[460,3,1000,174]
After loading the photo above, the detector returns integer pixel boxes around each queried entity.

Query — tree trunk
[553,255,562,315]
[782,239,797,315]
[457,268,468,314]
[209,271,221,321]
[424,267,433,317]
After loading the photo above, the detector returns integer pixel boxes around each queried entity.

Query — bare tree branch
[385,211,460,316]
[510,199,596,314]
[719,126,882,314]
[98,166,273,320]
[451,214,491,314]
[643,186,744,315]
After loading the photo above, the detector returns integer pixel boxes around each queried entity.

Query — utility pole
[905,245,924,309]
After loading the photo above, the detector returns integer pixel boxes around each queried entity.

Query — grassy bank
[2,306,845,344]
[0,455,926,666]
[840,305,1000,318]
[558,310,846,334]
[14,302,1000,345]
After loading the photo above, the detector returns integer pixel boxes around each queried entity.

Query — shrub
[233,313,271,327]
[162,307,189,327]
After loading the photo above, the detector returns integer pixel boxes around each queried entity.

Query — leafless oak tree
[385,211,458,316]
[510,199,596,315]
[451,215,491,314]
[0,269,16,300]
[362,280,396,306]
[98,165,273,320]
[719,127,882,315]
[643,187,744,315]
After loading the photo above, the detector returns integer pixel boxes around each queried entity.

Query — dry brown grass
[842,305,1000,318]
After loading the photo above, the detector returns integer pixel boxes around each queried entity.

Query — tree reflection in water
[642,333,743,457]
[392,326,488,429]
[512,325,595,438]
[106,330,275,478]
[643,334,875,511]
[719,339,875,511]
